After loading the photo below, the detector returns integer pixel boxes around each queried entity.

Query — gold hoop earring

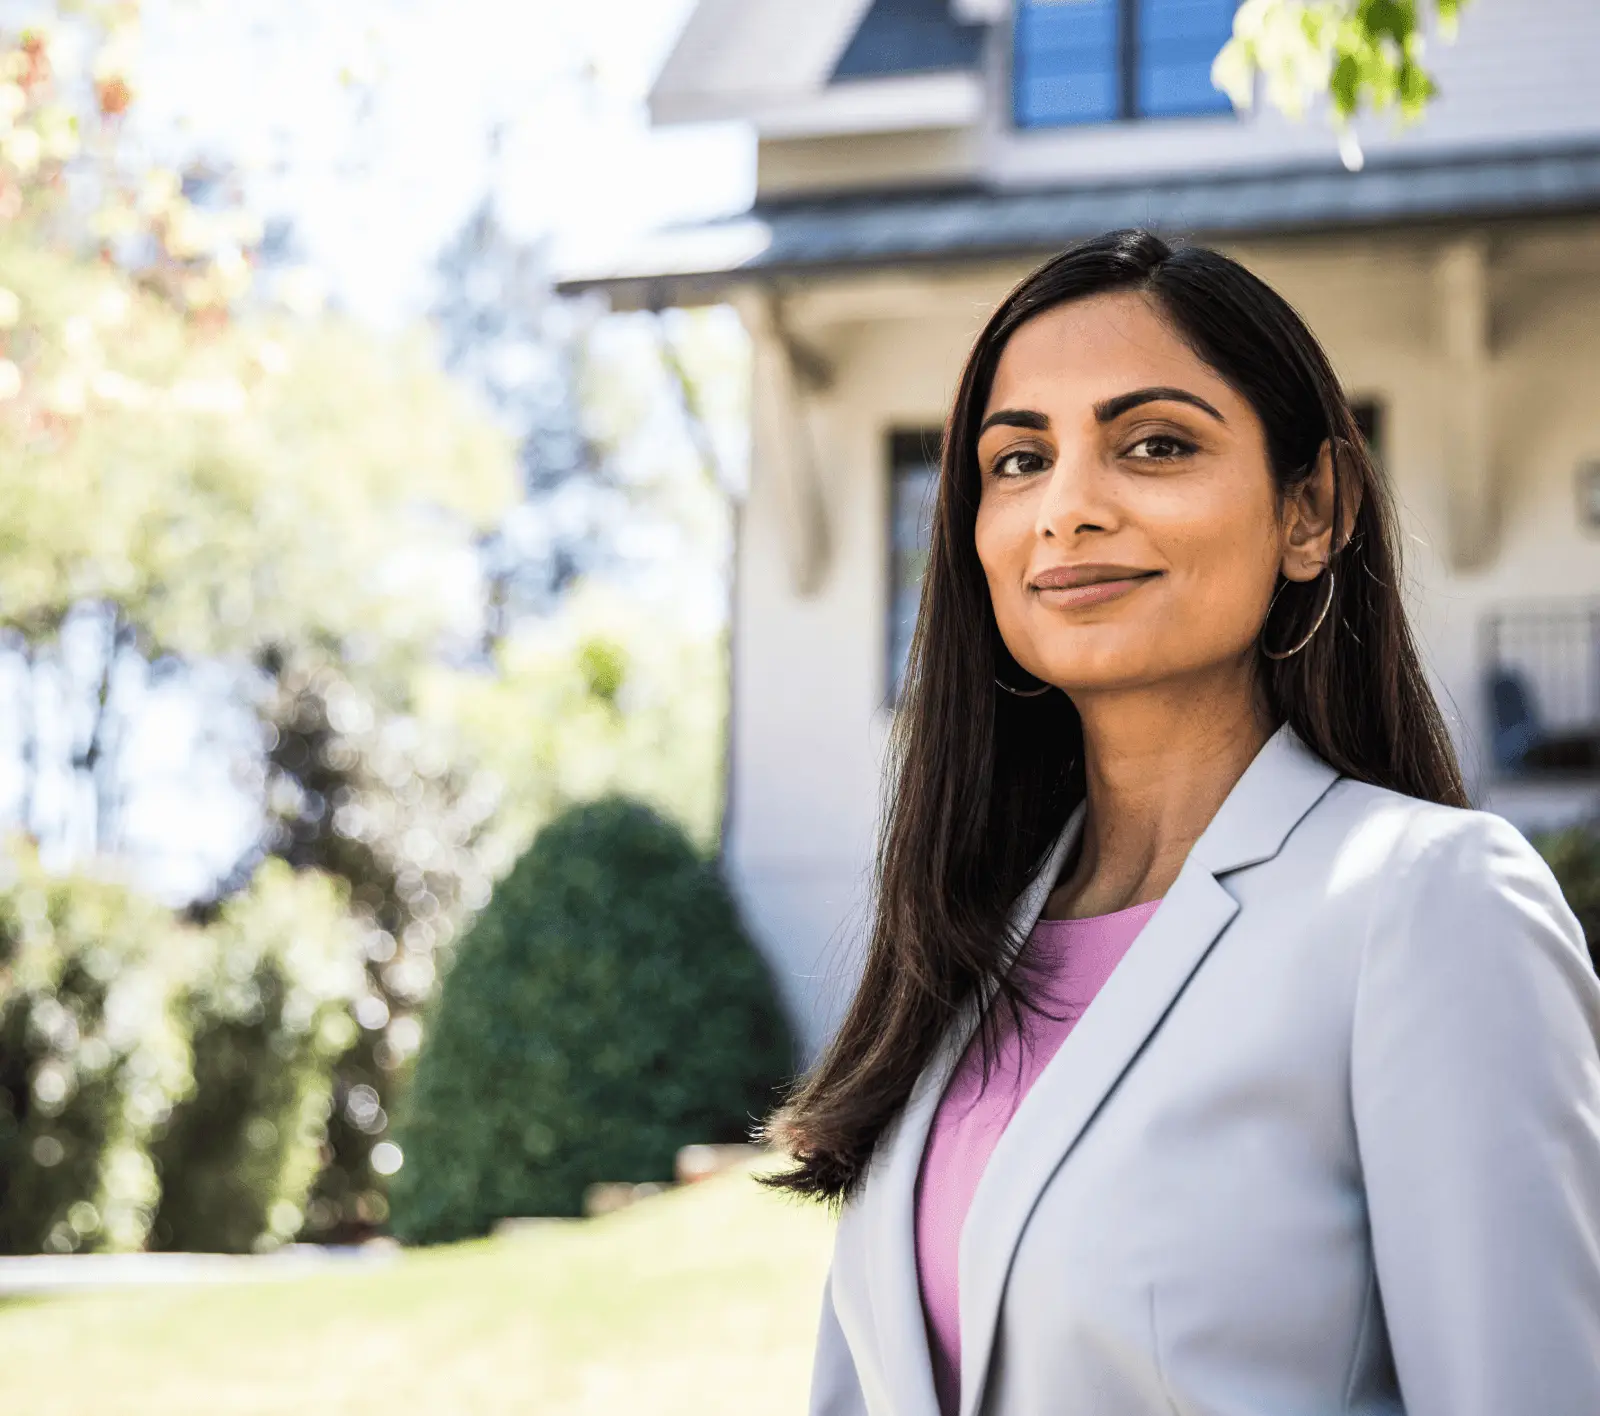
[995,675,1053,698]
[1261,568,1335,661]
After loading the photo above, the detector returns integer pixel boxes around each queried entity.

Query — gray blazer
[810,727,1600,1416]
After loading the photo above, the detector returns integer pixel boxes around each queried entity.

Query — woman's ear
[1281,439,1361,583]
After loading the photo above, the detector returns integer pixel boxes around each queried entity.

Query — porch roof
[559,141,1600,307]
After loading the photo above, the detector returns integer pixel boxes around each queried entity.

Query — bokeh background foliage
[0,852,365,1255]
[1533,827,1600,975]
[146,863,364,1254]
[392,798,793,1242]
[0,851,183,1255]
[0,6,749,1254]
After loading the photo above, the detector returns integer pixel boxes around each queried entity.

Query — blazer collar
[1187,723,1343,878]
[859,725,1339,1416]
[860,809,1083,1416]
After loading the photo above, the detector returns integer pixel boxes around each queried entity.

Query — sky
[0,0,754,899]
[134,0,753,322]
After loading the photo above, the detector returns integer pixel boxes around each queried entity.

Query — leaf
[1217,0,1469,134]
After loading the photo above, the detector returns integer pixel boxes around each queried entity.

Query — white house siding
[991,0,1600,187]
[727,289,1005,1054]
[985,0,1600,188]
[731,224,1600,1057]
[757,127,984,197]
[652,0,1600,197]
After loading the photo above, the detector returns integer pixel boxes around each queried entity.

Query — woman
[767,230,1600,1416]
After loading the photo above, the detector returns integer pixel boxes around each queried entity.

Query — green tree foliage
[1215,1,1470,148]
[0,12,746,1253]
[0,851,368,1255]
[390,798,793,1243]
[1534,827,1600,976]
[0,242,510,660]
[425,585,729,857]
[148,863,364,1253]
[0,14,517,1242]
[0,851,186,1254]
[255,660,501,1241]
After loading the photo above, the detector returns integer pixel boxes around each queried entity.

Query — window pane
[831,0,986,81]
[1351,397,1384,462]
[888,432,940,704]
[1015,0,1121,128]
[1136,0,1236,118]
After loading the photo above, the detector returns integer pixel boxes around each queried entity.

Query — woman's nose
[1034,447,1112,541]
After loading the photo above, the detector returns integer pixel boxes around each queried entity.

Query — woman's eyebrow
[1094,386,1226,424]
[977,408,1050,436]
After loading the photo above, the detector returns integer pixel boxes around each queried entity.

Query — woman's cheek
[976,500,1033,618]
[1176,522,1278,656]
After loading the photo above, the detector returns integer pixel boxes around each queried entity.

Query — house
[565,0,1600,1056]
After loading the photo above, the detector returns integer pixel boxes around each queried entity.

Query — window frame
[1011,0,1239,132]
[885,428,943,708]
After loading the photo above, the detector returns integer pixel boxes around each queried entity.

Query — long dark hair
[764,230,1467,1205]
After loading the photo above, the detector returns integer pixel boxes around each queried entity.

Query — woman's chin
[1029,652,1164,697]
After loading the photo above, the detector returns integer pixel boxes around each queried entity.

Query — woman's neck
[1043,670,1274,920]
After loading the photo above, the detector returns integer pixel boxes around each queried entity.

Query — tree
[0,841,370,1256]
[431,179,608,638]
[0,10,514,846]
[1216,1,1472,165]
[1533,828,1600,977]
[239,656,505,1240]
[0,10,521,1243]
[423,584,728,857]
[0,851,185,1255]
[148,862,365,1253]
[390,797,792,1242]
[0,7,752,1248]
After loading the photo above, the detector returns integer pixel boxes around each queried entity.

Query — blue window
[887,431,939,704]
[1014,0,1238,128]
[1014,0,1121,127]
[831,0,985,81]
[1137,0,1237,117]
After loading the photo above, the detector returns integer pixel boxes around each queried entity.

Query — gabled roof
[650,0,871,126]
[649,0,986,134]
[558,142,1600,304]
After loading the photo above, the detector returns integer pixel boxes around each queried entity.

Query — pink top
[913,899,1161,1416]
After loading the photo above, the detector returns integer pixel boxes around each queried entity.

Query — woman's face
[974,290,1325,698]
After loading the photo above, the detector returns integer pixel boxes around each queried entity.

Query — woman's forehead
[986,292,1232,415]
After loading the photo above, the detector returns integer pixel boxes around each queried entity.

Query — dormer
[650,0,992,197]
[650,0,1252,198]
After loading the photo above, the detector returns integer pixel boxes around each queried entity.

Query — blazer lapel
[956,726,1340,1416]
[861,809,1086,1416]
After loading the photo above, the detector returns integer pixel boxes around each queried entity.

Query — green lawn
[0,1164,835,1416]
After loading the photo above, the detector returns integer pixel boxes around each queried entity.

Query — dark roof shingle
[558,143,1600,302]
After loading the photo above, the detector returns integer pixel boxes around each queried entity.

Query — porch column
[733,289,833,597]
[1435,235,1498,571]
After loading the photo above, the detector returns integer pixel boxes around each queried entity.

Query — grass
[0,1164,836,1416]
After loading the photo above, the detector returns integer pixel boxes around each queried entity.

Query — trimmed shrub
[390,796,793,1243]
[148,861,365,1253]
[0,855,186,1255]
[1534,826,1600,974]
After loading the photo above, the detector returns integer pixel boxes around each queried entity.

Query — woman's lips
[1030,567,1160,609]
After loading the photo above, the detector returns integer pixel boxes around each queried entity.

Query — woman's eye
[994,450,1048,478]
[1126,435,1193,461]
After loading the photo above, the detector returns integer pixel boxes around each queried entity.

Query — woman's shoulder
[1315,774,1546,879]
[1313,776,1589,975]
